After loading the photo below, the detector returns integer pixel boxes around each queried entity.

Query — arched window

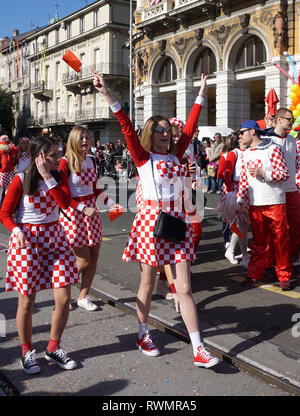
[193,48,216,77]
[157,57,177,84]
[235,36,266,70]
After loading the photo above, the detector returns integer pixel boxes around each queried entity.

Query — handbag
[150,156,186,243]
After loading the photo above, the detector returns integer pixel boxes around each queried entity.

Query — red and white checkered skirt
[59,195,102,248]
[0,171,15,188]
[122,200,195,267]
[6,221,79,296]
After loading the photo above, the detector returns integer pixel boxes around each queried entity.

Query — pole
[129,0,133,122]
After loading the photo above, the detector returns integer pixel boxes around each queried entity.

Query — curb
[88,285,300,396]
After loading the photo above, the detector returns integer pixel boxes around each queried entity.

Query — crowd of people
[0,69,299,377]
[92,138,135,181]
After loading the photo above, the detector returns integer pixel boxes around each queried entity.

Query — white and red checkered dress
[1,172,79,296]
[59,156,104,248]
[111,95,204,267]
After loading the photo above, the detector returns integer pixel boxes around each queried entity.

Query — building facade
[132,0,297,130]
[1,0,132,143]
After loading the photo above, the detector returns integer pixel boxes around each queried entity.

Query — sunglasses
[280,116,295,123]
[154,126,172,134]
[239,128,251,136]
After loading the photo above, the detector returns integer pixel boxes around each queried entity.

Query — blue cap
[240,120,264,133]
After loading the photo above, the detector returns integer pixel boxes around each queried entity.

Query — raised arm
[93,72,149,167]
[176,74,208,161]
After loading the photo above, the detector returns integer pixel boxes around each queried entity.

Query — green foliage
[0,88,14,136]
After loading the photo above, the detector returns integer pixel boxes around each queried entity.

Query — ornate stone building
[132,0,295,130]
[1,0,132,142]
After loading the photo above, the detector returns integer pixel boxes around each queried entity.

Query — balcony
[63,63,129,92]
[75,107,113,122]
[42,113,66,126]
[137,0,217,34]
[32,81,53,101]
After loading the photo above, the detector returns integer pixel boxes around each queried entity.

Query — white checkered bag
[6,222,79,296]
[59,196,102,248]
[122,203,195,267]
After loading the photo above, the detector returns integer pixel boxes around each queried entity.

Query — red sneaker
[194,346,220,368]
[136,331,160,357]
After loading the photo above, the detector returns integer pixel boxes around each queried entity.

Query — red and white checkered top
[237,141,288,206]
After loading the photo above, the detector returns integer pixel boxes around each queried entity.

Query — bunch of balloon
[289,82,300,138]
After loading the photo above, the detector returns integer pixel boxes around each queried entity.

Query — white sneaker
[234,253,243,261]
[224,242,230,250]
[225,248,238,265]
[77,296,99,311]
[241,255,250,269]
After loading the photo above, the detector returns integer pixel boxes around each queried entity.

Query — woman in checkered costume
[0,136,79,374]
[17,137,31,173]
[0,135,19,205]
[59,126,117,312]
[216,134,250,268]
[93,72,220,368]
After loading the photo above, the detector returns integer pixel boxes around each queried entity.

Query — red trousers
[192,222,202,250]
[248,204,292,282]
[286,191,300,257]
[265,191,300,266]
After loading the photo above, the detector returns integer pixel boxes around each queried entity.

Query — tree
[0,87,14,136]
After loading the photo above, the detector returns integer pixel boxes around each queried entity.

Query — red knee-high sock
[21,343,33,356]
[47,338,60,353]
[169,283,176,294]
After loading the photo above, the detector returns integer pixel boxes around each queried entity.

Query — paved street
[0,182,299,397]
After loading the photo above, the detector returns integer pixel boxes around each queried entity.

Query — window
[45,65,50,89]
[56,62,60,82]
[45,101,49,118]
[45,33,49,48]
[157,58,177,84]
[94,9,99,28]
[80,16,85,34]
[23,93,29,111]
[67,22,72,39]
[94,49,100,66]
[56,97,60,115]
[67,95,73,116]
[193,48,216,77]
[55,28,59,44]
[235,36,266,70]
[36,101,40,118]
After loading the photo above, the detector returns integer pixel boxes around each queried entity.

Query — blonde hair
[140,115,174,153]
[65,125,91,172]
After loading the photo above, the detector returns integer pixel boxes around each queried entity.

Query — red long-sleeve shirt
[0,171,71,232]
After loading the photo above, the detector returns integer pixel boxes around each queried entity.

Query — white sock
[189,331,203,356]
[138,323,148,339]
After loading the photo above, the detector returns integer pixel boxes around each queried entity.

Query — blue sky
[0,0,97,38]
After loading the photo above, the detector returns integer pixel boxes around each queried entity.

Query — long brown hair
[23,135,61,196]
[65,125,91,172]
[140,115,175,154]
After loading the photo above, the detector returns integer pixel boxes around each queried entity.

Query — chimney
[13,29,19,37]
